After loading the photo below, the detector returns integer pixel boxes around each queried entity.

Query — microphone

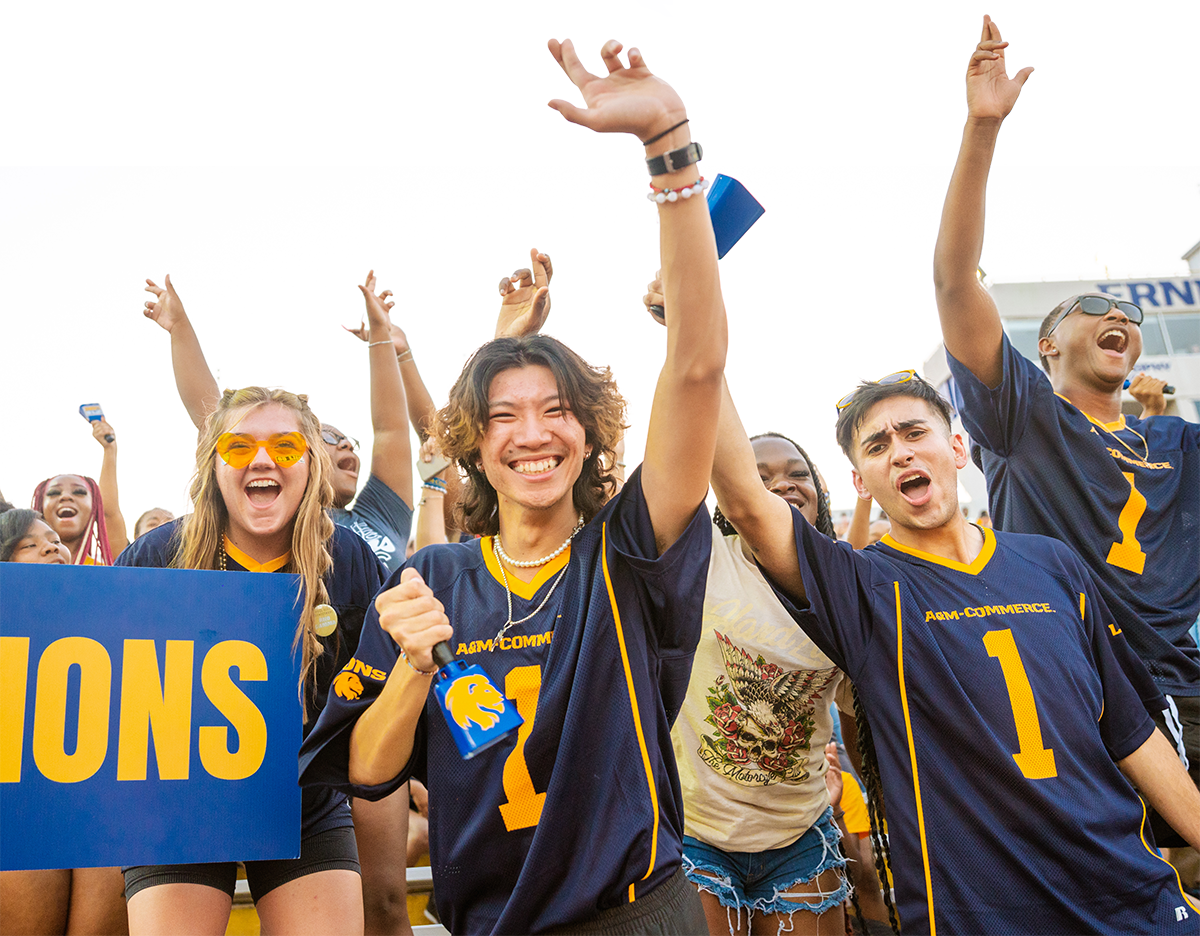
[1124,379,1175,395]
[430,641,523,759]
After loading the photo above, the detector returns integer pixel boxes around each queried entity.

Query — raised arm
[932,16,1033,387]
[92,418,129,555]
[549,38,726,554]
[354,271,413,506]
[143,275,221,430]
[641,271,801,591]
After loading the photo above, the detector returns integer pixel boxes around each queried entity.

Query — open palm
[548,39,686,141]
[966,16,1033,121]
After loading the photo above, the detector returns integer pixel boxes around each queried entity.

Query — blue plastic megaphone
[649,174,764,321]
[430,642,523,759]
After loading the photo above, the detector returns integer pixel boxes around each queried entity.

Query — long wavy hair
[434,335,627,536]
[175,387,335,714]
[32,475,112,565]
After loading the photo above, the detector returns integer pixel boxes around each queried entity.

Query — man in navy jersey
[932,17,1200,848]
[710,368,1200,934]
[301,39,725,935]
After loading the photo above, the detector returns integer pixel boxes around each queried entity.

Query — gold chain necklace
[1088,415,1150,463]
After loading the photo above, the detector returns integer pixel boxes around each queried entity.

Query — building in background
[924,239,1200,509]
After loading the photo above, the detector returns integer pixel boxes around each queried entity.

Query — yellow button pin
[314,604,338,637]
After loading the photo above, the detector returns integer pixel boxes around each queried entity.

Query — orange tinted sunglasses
[216,432,308,469]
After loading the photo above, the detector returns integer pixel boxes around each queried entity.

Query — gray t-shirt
[330,473,412,574]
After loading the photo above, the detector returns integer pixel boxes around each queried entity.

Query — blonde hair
[174,387,335,716]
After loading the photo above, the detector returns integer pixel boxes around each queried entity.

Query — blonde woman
[116,387,386,936]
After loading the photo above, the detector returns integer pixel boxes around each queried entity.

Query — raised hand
[642,269,665,325]
[496,248,553,339]
[547,39,686,141]
[91,418,116,448]
[374,568,454,674]
[346,270,411,355]
[966,15,1033,121]
[143,274,187,332]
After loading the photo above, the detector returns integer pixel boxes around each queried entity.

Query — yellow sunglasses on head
[216,432,308,469]
[835,370,918,412]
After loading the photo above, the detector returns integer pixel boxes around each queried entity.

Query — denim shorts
[682,807,848,923]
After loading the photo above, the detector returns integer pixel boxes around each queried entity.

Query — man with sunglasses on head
[933,16,1200,851]
[711,368,1200,933]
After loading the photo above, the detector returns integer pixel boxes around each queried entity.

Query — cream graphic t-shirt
[672,526,841,852]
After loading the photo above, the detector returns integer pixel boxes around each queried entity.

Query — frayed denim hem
[682,816,849,936]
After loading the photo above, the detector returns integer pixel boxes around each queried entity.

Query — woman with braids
[301,37,728,935]
[643,276,851,935]
[115,386,385,935]
[32,416,129,565]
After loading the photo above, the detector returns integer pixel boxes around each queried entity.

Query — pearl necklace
[489,515,584,647]
[494,514,584,568]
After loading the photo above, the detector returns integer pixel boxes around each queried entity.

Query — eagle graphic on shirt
[699,631,839,786]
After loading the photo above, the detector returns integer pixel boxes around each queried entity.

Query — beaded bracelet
[647,176,709,204]
[400,648,438,676]
[422,478,447,494]
[367,340,392,348]
[397,350,413,363]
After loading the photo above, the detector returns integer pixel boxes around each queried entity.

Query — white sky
[2,0,1198,525]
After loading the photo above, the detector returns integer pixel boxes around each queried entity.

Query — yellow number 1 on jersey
[1106,471,1147,575]
[498,665,546,831]
[983,629,1057,780]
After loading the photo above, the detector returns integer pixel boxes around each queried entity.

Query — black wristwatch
[646,142,703,177]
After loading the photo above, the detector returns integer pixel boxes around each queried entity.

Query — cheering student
[643,273,850,936]
[300,37,727,934]
[932,16,1200,848]
[116,387,385,935]
[32,417,130,565]
[142,271,416,934]
[710,366,1200,934]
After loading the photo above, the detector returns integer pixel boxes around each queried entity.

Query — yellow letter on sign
[199,641,268,781]
[32,637,112,783]
[0,637,31,783]
[118,640,195,781]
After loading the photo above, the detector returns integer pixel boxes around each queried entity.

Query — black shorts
[123,826,359,903]
[548,869,706,935]
[1148,693,1200,849]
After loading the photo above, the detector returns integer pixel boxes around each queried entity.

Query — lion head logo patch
[333,670,364,701]
[444,674,507,730]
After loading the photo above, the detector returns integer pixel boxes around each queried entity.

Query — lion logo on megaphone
[445,675,507,730]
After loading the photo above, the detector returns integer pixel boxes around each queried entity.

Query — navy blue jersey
[947,336,1200,695]
[300,468,711,934]
[765,513,1196,934]
[117,518,387,836]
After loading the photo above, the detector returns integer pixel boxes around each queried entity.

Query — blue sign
[0,564,303,871]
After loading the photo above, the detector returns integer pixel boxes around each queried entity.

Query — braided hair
[713,432,835,538]
[714,431,899,933]
[31,475,113,565]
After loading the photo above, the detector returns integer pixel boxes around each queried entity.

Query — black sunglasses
[1046,295,1143,336]
[320,429,360,450]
